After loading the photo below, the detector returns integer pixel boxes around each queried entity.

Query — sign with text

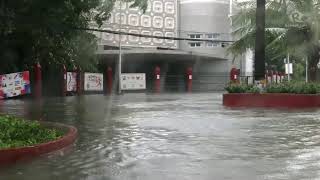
[67,72,77,92]
[0,71,31,99]
[121,73,146,90]
[84,73,104,91]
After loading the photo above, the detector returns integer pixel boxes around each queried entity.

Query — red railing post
[34,62,42,99]
[186,67,193,93]
[62,65,67,97]
[105,66,113,94]
[76,67,82,96]
[154,66,161,93]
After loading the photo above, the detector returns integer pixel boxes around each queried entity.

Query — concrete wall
[179,0,232,59]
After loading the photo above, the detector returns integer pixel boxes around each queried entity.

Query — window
[189,34,202,39]
[153,1,163,13]
[207,42,219,47]
[221,42,229,47]
[165,2,175,14]
[207,33,220,39]
[189,42,201,47]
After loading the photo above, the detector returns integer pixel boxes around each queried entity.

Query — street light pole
[118,0,123,94]
[287,53,290,82]
[306,57,308,83]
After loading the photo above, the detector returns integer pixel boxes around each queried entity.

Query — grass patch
[0,115,63,149]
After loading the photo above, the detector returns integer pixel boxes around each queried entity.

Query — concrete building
[95,0,239,92]
[97,0,179,49]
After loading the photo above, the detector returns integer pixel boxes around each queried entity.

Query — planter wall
[0,122,77,165]
[223,93,320,108]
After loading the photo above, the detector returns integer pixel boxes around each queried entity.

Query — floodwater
[1,93,320,180]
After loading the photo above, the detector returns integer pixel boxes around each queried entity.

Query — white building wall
[97,0,178,49]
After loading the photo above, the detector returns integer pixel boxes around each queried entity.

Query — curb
[0,122,78,165]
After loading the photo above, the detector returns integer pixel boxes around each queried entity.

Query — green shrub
[225,84,260,93]
[0,115,63,149]
[226,82,320,94]
[266,82,320,94]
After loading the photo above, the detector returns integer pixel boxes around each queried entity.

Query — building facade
[98,0,178,49]
[96,0,240,91]
[179,0,232,59]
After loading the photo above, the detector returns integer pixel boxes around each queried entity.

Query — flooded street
[1,93,320,180]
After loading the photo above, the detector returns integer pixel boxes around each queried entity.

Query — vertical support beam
[34,62,42,99]
[254,0,266,80]
[154,66,161,93]
[186,67,193,93]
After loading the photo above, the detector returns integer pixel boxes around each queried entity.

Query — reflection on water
[0,93,320,180]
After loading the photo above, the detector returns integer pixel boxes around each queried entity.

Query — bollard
[62,65,67,97]
[154,66,161,93]
[186,67,193,93]
[34,62,42,99]
[105,66,113,94]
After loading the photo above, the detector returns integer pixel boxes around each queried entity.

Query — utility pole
[118,0,123,94]
[254,0,266,81]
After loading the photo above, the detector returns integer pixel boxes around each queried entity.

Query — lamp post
[254,0,266,81]
[118,0,123,94]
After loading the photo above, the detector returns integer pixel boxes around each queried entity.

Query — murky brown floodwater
[0,93,320,180]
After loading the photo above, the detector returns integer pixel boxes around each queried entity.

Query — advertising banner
[67,72,77,92]
[0,71,31,99]
[121,73,146,90]
[84,73,104,91]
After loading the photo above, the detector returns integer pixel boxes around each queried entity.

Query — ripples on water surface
[0,93,320,180]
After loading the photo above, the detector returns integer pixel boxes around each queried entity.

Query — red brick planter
[223,93,320,108]
[0,122,78,165]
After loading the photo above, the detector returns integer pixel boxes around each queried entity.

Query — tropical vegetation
[0,0,147,74]
[229,0,320,81]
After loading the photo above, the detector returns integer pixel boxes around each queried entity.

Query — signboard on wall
[120,73,146,90]
[0,71,31,99]
[84,73,104,91]
[67,72,77,92]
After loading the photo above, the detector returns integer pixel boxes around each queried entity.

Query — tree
[229,0,320,81]
[0,0,147,73]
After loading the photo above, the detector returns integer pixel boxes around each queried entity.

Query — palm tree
[230,0,320,81]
